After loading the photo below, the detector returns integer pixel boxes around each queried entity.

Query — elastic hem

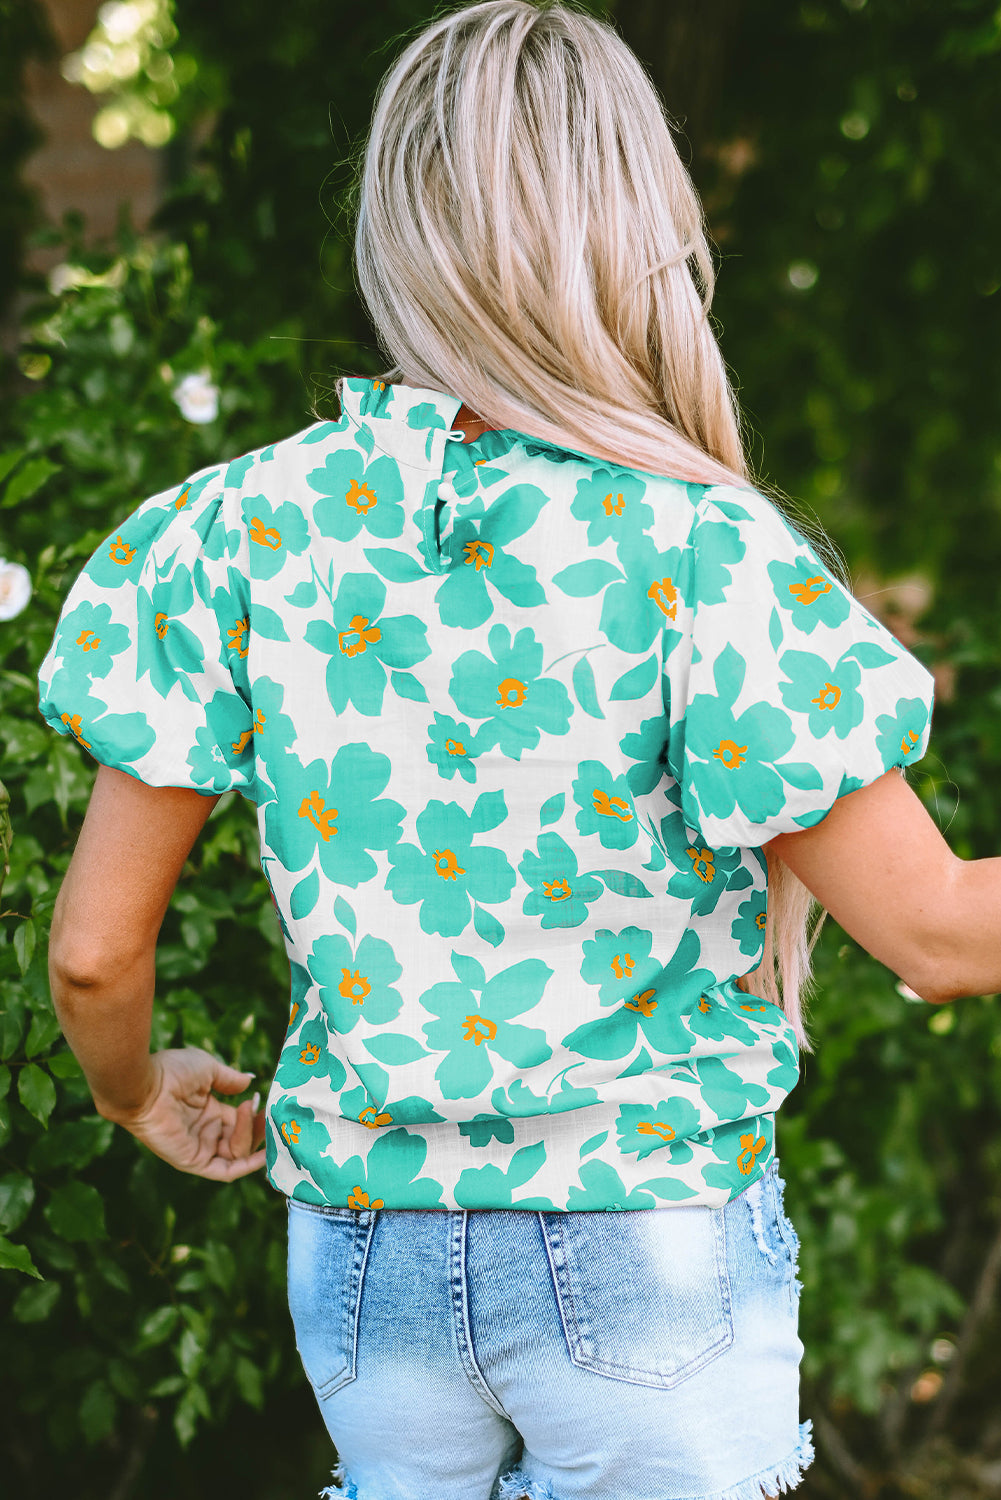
[319,1462,358,1499]
[690,1421,815,1500]
[496,1420,813,1500]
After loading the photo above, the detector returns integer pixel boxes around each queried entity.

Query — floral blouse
[38,377,935,1211]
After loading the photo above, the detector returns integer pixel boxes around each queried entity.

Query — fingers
[210,1060,256,1096]
[194,1148,268,1182]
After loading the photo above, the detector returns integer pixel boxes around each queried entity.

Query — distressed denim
[286,1161,813,1500]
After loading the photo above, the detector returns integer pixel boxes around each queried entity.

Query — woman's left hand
[99,1047,267,1181]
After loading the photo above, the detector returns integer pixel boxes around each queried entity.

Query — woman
[38,4,997,1498]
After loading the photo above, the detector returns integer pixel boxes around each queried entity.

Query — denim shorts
[286,1161,813,1500]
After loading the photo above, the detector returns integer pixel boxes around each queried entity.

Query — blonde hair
[349,0,822,1044]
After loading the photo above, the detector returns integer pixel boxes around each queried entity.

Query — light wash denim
[286,1161,813,1500]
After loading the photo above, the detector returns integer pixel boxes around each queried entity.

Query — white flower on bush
[0,560,32,621]
[172,370,219,425]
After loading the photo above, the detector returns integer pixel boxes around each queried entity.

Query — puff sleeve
[38,468,258,797]
[664,484,936,847]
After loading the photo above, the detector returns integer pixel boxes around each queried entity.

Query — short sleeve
[38,468,257,797]
[664,484,936,847]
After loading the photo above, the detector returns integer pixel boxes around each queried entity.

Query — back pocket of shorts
[286,1201,375,1399]
[540,1207,733,1389]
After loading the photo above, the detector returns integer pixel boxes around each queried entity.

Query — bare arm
[767,768,1001,1005]
[48,765,265,1179]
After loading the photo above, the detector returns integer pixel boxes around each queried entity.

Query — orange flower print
[637,1121,676,1143]
[249,516,282,550]
[624,989,657,1016]
[75,629,101,652]
[461,1015,497,1045]
[358,1106,393,1129]
[231,708,265,755]
[544,877,572,902]
[463,540,494,571]
[298,789,338,841]
[108,535,136,566]
[810,681,842,712]
[433,848,466,881]
[372,379,386,392]
[713,738,747,770]
[900,728,920,755]
[592,789,634,823]
[737,1132,767,1175]
[739,1003,767,1014]
[686,846,716,884]
[281,1120,301,1146]
[338,969,371,1005]
[174,485,191,510]
[154,612,169,639]
[288,1001,300,1028]
[337,614,382,658]
[227,616,250,658]
[298,1042,321,1065]
[345,479,378,515]
[698,996,712,1014]
[788,575,832,607]
[610,953,635,980]
[347,1186,384,1210]
[647,576,678,621]
[756,911,767,932]
[602,492,626,517]
[445,737,466,757]
[496,677,527,708]
[61,712,91,750]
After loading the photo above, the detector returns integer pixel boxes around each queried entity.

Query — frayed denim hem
[319,1461,358,1500]
[495,1420,814,1500]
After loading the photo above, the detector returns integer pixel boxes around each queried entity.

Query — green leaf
[285,578,317,607]
[0,449,25,486]
[587,869,653,898]
[363,548,429,583]
[390,670,429,703]
[334,895,356,938]
[450,952,486,990]
[178,1326,203,1378]
[48,1051,82,1079]
[138,1304,180,1348]
[0,1234,42,1278]
[539,792,565,827]
[472,902,504,948]
[13,918,35,975]
[571,655,604,719]
[0,1172,35,1234]
[0,1064,9,1099]
[552,559,622,596]
[470,788,506,833]
[25,1007,62,1058]
[18,1063,56,1126]
[234,1355,264,1409]
[579,1130,609,1158]
[609,654,658,702]
[44,1181,107,1242]
[363,1033,428,1066]
[174,1382,210,1448]
[79,1381,116,1445]
[1,456,61,509]
[13,1278,61,1322]
[289,868,319,919]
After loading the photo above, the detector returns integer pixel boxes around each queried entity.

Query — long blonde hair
[350,0,822,1044]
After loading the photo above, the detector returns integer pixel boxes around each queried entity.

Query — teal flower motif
[336,1082,445,1132]
[251,675,298,781]
[407,402,448,459]
[386,794,516,937]
[767,554,851,634]
[567,1159,657,1211]
[136,563,205,700]
[689,1056,771,1121]
[615,1097,700,1162]
[661,811,751,916]
[779,649,864,739]
[308,449,406,541]
[599,536,689,655]
[274,1014,348,1092]
[426,712,481,784]
[435,487,548,629]
[358,378,395,418]
[308,932,403,1034]
[56,600,131,681]
[268,1096,332,1187]
[572,759,639,850]
[687,992,760,1047]
[731,890,768,957]
[875,694,931,768]
[420,954,553,1100]
[767,1036,800,1093]
[262,743,404,887]
[88,497,197,590]
[42,674,156,765]
[689,513,747,605]
[490,1069,600,1116]
[241,494,310,581]
[458,1115,516,1149]
[455,1141,556,1211]
[310,1126,445,1210]
[187,688,254,791]
[562,929,713,1060]
[570,468,653,548]
[700,1116,774,1196]
[620,715,670,796]
[580,926,658,1006]
[449,624,572,759]
[681,643,798,828]
[520,832,603,930]
[304,573,430,717]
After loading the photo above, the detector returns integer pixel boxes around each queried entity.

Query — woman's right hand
[97,1047,267,1181]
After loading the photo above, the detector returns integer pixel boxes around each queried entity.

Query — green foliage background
[1,1,1001,1496]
